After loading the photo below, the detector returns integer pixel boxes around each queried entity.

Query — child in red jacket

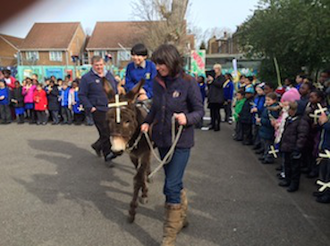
[33,84,48,125]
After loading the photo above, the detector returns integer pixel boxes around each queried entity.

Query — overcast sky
[0,0,259,38]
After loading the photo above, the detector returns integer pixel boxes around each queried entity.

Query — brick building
[19,22,86,66]
[0,34,23,66]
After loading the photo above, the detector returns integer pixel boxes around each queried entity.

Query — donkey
[102,78,152,223]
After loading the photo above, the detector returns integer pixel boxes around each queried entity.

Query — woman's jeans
[159,147,191,204]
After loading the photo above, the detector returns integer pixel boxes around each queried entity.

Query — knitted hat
[280,88,300,103]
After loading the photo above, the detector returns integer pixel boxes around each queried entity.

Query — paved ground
[0,122,329,246]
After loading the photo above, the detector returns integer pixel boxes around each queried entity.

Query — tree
[131,0,190,54]
[239,0,330,82]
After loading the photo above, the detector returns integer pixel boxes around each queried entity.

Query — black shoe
[316,194,330,203]
[287,186,298,192]
[104,152,117,162]
[279,180,290,187]
[91,144,102,157]
[258,156,265,161]
[313,191,325,197]
[306,172,318,179]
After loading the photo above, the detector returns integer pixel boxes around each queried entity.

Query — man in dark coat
[207,64,226,131]
[78,56,118,163]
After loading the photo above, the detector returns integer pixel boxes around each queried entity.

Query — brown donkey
[102,78,152,223]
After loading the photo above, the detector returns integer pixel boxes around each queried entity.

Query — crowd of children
[0,72,91,126]
[232,70,330,204]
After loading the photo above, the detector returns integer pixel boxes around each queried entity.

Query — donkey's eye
[126,120,130,124]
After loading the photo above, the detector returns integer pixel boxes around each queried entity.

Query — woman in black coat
[207,64,226,131]
[47,80,60,124]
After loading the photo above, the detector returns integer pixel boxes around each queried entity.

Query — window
[26,51,39,61]
[118,50,131,61]
[94,50,107,58]
[49,51,62,61]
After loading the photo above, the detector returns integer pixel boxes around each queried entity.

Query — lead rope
[145,116,183,179]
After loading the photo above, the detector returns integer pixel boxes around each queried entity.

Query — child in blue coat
[0,81,11,124]
[251,83,266,151]
[256,92,280,164]
[125,43,157,100]
[223,73,234,124]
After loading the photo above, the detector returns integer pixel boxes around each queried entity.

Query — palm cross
[108,94,128,123]
[309,103,327,124]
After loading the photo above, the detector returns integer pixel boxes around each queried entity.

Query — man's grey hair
[91,55,104,64]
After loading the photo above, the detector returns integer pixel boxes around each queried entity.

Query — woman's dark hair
[131,43,148,56]
[151,44,183,77]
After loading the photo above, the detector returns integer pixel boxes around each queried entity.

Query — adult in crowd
[125,43,157,100]
[207,64,226,131]
[141,44,204,246]
[78,56,118,163]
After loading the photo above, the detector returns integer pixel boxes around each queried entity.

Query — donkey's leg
[128,165,144,223]
[139,151,151,204]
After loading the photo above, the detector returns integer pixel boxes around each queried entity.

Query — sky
[0,0,260,38]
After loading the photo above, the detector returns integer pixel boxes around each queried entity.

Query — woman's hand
[141,123,150,133]
[174,113,187,126]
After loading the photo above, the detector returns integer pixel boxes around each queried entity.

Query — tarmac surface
[0,123,329,246]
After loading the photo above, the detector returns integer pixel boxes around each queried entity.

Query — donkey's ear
[102,77,115,100]
[125,79,146,103]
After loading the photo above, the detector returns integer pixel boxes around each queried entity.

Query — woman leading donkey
[141,44,204,246]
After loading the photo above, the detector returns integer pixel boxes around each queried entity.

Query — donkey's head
[103,78,145,155]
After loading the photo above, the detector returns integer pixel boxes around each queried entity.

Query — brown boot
[181,189,189,228]
[161,204,183,246]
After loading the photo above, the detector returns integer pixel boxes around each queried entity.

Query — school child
[70,80,84,125]
[315,111,330,203]
[125,43,157,100]
[304,90,325,178]
[47,80,60,125]
[0,81,11,124]
[257,92,280,164]
[11,81,25,124]
[279,101,309,192]
[251,83,266,152]
[239,86,255,145]
[22,78,36,123]
[233,90,246,141]
[273,88,301,176]
[60,82,72,124]
[33,84,48,125]
[223,73,234,124]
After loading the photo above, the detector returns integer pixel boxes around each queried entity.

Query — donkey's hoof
[139,196,148,204]
[147,177,153,183]
[127,215,135,223]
